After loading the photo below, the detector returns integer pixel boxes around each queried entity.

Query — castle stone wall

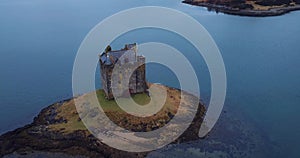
[99,44,147,100]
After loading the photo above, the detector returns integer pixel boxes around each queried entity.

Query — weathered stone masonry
[99,43,147,99]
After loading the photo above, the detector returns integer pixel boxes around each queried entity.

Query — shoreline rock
[183,1,300,17]
[0,85,206,158]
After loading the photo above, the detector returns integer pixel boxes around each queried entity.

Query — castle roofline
[99,43,137,66]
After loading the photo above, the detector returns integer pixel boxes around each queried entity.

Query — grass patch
[96,90,151,112]
[48,84,190,133]
[48,100,87,133]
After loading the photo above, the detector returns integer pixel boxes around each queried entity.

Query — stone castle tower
[99,43,147,100]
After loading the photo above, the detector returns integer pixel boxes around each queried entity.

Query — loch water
[0,0,300,157]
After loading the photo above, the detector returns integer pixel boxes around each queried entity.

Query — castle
[99,43,148,100]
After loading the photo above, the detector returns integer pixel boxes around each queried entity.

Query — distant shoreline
[183,1,300,17]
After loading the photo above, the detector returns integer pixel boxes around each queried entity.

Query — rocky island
[0,84,206,158]
[0,84,277,158]
[183,0,300,16]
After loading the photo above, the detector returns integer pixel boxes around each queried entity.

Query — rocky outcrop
[0,85,206,158]
[183,0,300,17]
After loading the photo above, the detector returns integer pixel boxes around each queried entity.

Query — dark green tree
[105,45,112,53]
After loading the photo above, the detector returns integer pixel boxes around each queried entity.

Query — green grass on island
[96,89,151,112]
[48,84,186,133]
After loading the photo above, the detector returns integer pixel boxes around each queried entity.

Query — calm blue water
[1,0,300,157]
